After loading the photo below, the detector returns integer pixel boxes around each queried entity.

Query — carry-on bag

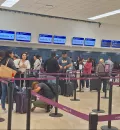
[15,92,28,114]
[64,70,74,97]
[90,76,101,91]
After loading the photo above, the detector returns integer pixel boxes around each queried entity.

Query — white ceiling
[0,0,120,25]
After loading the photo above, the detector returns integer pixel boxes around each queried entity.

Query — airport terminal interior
[0,0,120,130]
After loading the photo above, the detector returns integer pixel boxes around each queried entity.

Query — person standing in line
[105,57,114,75]
[96,59,107,92]
[18,53,30,87]
[33,55,41,76]
[83,58,92,90]
[0,50,18,113]
[58,51,72,72]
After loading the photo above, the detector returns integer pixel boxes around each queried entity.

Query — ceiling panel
[0,0,120,25]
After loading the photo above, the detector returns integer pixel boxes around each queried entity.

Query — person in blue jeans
[1,82,8,112]
[0,50,18,113]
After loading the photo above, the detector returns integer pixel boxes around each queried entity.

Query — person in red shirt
[83,58,92,88]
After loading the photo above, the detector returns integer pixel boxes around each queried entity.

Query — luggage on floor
[90,77,101,91]
[59,79,66,95]
[15,92,28,114]
[64,81,74,96]
[64,70,74,97]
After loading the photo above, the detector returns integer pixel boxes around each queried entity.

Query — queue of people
[0,49,118,113]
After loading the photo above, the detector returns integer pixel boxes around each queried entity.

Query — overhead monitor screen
[53,35,66,44]
[84,38,96,46]
[16,32,31,42]
[112,40,120,48]
[0,30,15,40]
[72,37,84,46]
[39,34,52,43]
[101,40,111,47]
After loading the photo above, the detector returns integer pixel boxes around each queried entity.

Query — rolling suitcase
[16,92,28,114]
[64,70,74,97]
[90,76,101,91]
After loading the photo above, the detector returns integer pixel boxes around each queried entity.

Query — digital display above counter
[16,32,31,42]
[112,40,120,48]
[0,30,15,40]
[101,40,111,47]
[72,37,84,46]
[39,34,52,43]
[53,35,66,44]
[84,38,96,46]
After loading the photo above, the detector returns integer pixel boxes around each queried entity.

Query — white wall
[0,10,120,50]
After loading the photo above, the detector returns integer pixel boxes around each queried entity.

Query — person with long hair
[18,53,30,87]
[83,58,92,89]
[0,50,18,113]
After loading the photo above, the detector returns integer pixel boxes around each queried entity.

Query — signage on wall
[39,34,52,43]
[0,30,15,40]
[101,40,111,47]
[53,35,66,44]
[16,32,31,42]
[112,40,120,48]
[72,37,84,46]
[84,38,96,46]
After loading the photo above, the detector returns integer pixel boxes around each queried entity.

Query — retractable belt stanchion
[101,83,109,99]
[70,71,80,101]
[7,81,14,130]
[77,70,84,92]
[70,87,80,101]
[49,76,63,117]
[119,72,120,87]
[101,81,118,130]
[26,70,31,130]
[92,78,105,113]
[89,112,98,130]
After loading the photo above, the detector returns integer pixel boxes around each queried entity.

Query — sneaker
[2,109,7,113]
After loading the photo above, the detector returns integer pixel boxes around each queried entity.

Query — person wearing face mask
[18,53,30,87]
[58,51,72,72]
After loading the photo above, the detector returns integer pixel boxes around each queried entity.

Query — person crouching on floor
[31,82,55,112]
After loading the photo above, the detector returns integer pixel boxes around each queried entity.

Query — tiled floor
[0,86,120,130]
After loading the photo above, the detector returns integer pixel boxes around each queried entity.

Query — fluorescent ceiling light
[88,9,120,20]
[1,0,19,8]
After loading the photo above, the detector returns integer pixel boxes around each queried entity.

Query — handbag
[0,59,17,78]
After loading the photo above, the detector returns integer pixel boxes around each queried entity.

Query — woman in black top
[0,50,18,113]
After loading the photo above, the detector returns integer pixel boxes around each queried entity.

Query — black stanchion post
[89,112,98,130]
[7,81,14,130]
[101,82,118,130]
[101,86,109,99]
[26,80,31,130]
[119,72,120,87]
[49,76,63,117]
[92,88,105,113]
[70,83,80,101]
[77,70,84,92]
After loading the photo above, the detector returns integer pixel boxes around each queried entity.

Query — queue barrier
[0,75,120,130]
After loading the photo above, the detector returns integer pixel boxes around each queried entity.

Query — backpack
[105,64,110,73]
[98,64,109,76]
[46,82,61,96]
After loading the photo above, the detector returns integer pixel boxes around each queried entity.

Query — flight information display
[16,32,31,42]
[112,40,120,48]
[101,40,111,47]
[84,38,96,46]
[72,37,84,46]
[53,35,66,44]
[0,30,15,40]
[39,34,52,43]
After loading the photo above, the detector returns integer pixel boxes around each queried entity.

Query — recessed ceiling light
[88,9,120,20]
[1,0,19,8]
